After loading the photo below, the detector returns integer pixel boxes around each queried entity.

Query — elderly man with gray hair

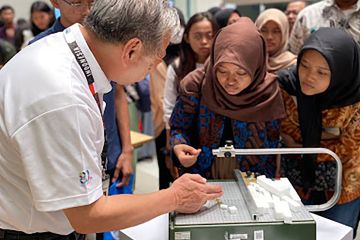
[0,0,223,239]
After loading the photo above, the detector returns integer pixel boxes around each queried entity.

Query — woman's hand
[174,144,201,168]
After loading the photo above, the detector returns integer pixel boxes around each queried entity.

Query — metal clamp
[212,143,342,212]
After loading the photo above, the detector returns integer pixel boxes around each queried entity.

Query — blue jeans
[317,197,360,239]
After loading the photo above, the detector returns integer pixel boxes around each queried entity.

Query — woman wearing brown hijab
[169,17,286,179]
[255,8,297,73]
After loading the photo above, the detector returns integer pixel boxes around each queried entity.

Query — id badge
[102,173,110,196]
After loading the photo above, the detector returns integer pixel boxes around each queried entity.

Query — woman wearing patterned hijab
[255,8,297,73]
[169,17,285,179]
[278,28,360,238]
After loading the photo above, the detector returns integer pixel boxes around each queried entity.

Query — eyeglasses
[191,32,214,41]
[62,0,94,9]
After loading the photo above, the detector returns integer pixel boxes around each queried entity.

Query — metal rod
[234,170,259,220]
[212,147,342,212]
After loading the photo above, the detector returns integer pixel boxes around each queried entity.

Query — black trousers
[0,229,85,240]
[156,129,173,190]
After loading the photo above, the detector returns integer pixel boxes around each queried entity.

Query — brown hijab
[255,8,297,73]
[180,17,285,122]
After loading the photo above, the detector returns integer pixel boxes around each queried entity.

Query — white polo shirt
[0,24,111,234]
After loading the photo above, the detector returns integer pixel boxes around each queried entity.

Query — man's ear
[122,38,143,64]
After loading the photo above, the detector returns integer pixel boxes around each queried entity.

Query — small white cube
[228,206,237,214]
[220,204,228,210]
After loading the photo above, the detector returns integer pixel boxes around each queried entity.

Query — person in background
[30,0,91,42]
[255,8,297,73]
[278,28,360,238]
[163,12,218,129]
[135,75,156,161]
[0,5,16,45]
[15,1,55,51]
[163,12,218,181]
[285,1,307,35]
[149,62,173,189]
[170,18,285,180]
[150,8,186,190]
[163,7,186,66]
[288,0,360,55]
[214,8,241,28]
[0,0,223,239]
[28,1,54,39]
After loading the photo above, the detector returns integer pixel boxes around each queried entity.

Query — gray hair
[84,0,179,55]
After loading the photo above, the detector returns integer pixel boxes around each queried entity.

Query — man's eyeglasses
[62,0,94,9]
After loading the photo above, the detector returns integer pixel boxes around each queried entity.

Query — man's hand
[169,174,223,213]
[112,149,133,187]
[174,144,201,168]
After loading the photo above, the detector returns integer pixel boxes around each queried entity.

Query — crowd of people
[0,0,359,239]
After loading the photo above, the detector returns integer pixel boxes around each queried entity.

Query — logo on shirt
[79,170,92,185]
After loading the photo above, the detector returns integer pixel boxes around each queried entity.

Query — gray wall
[0,0,310,24]
[175,0,223,19]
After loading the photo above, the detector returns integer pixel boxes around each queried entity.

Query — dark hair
[173,12,218,83]
[214,8,241,29]
[207,6,221,17]
[0,5,14,14]
[30,1,54,36]
[0,39,16,66]
[14,19,30,52]
[175,7,186,29]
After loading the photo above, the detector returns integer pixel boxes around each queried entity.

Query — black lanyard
[65,38,108,173]
[66,41,102,113]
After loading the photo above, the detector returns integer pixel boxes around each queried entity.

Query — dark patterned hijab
[297,28,360,149]
[180,17,285,122]
[295,28,360,187]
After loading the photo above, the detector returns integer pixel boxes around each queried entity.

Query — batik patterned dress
[170,95,281,179]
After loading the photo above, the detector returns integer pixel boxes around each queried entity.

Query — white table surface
[120,213,353,240]
[311,213,353,240]
[121,214,168,240]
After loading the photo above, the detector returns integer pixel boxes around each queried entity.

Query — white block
[281,196,301,212]
[282,201,293,223]
[272,194,280,203]
[256,184,274,208]
[281,178,301,202]
[274,200,283,220]
[220,204,228,210]
[248,184,269,214]
[228,206,237,214]
[257,175,290,197]
[274,200,292,223]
